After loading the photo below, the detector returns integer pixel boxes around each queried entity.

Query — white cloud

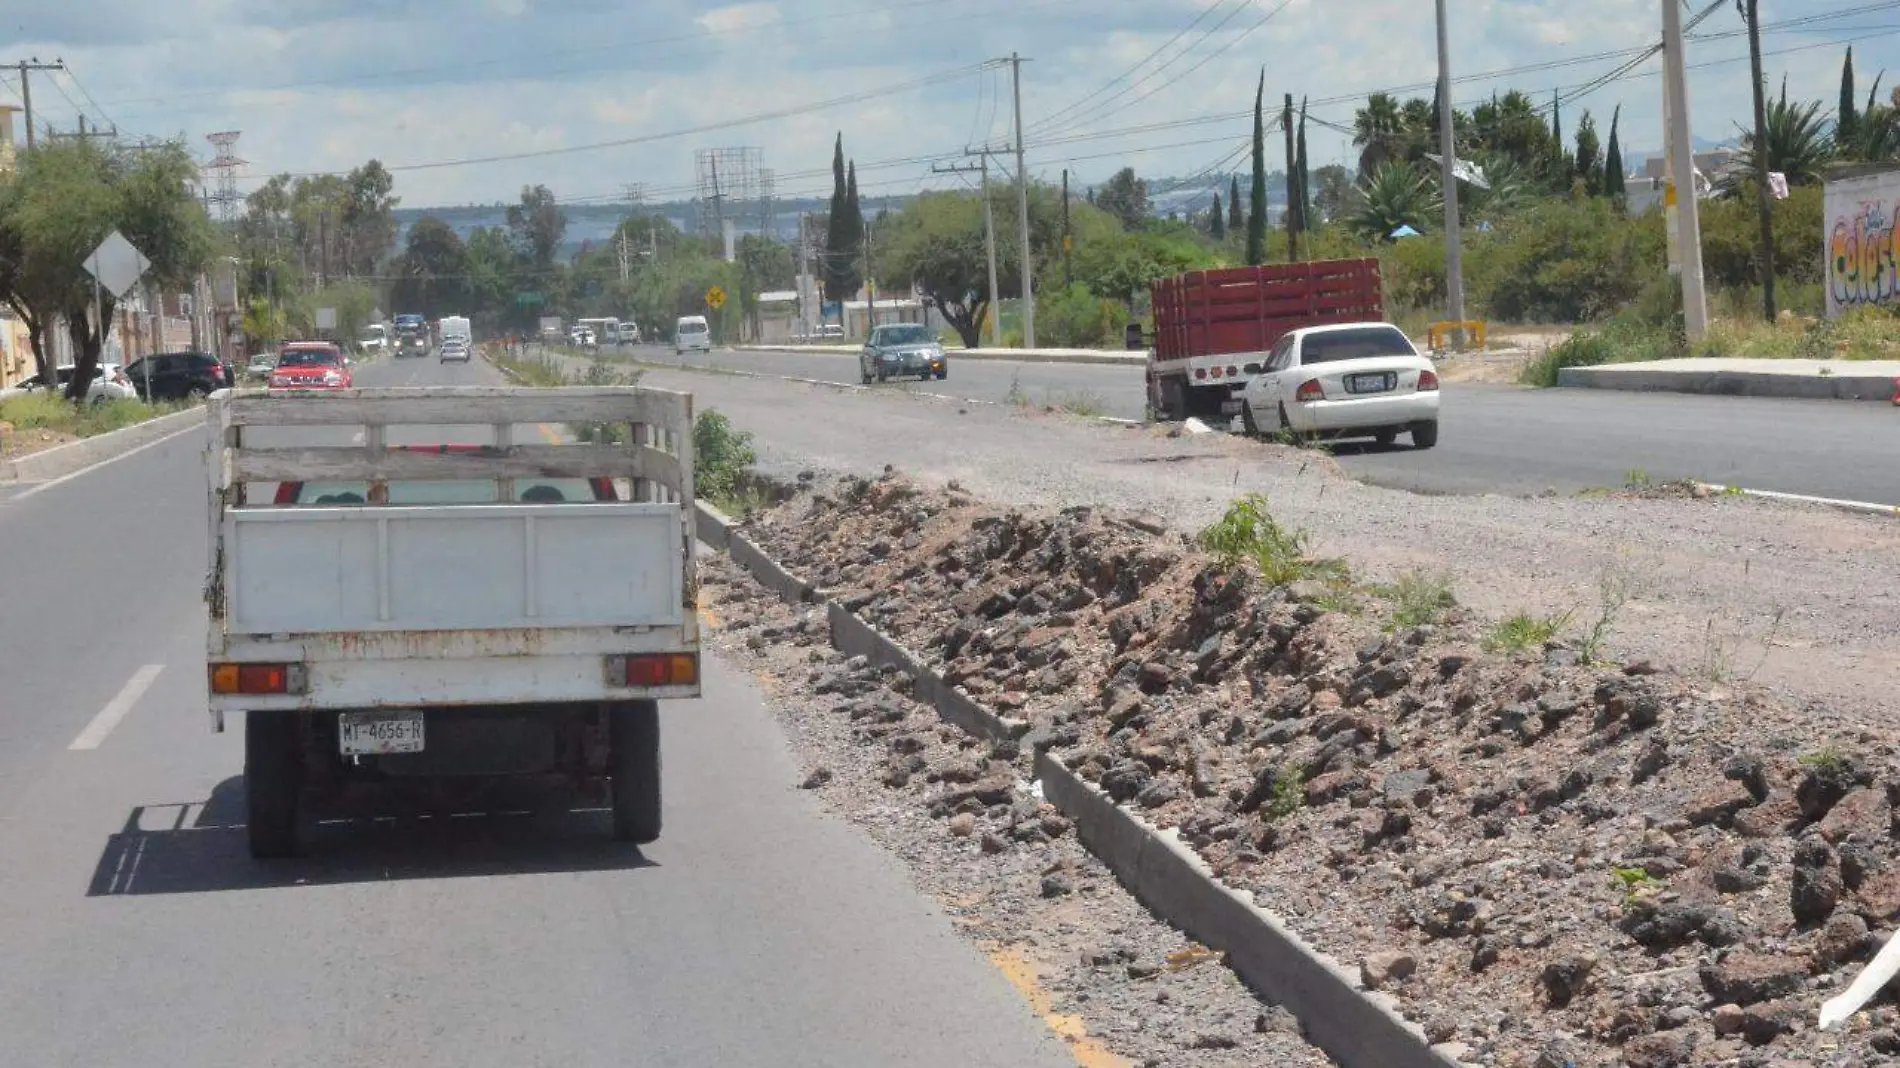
[696,2,781,37]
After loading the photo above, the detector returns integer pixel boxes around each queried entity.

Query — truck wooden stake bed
[204,385,700,858]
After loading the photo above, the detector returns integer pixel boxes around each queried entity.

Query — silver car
[859,324,947,383]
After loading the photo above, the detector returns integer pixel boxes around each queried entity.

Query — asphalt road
[623,344,1900,505]
[0,353,1074,1068]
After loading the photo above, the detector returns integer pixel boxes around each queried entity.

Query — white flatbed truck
[203,385,700,858]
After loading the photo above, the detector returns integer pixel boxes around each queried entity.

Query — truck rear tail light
[1226,366,1238,378]
[607,654,699,688]
[1209,366,1222,379]
[209,663,307,695]
[1417,369,1440,391]
[1295,379,1325,402]
[1193,368,1207,380]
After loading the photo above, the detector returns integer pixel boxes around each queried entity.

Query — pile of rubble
[721,471,1900,1067]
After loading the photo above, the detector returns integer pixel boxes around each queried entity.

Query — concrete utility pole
[937,154,1004,347]
[1434,0,1467,336]
[1282,94,1300,262]
[1661,0,1710,341]
[10,60,64,151]
[1010,52,1035,348]
[1741,0,1776,322]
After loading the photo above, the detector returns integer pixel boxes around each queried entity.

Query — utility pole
[1009,53,1035,348]
[1741,0,1775,321]
[1662,0,1710,341]
[938,154,1004,347]
[10,60,64,151]
[1433,0,1466,337]
[1061,169,1073,288]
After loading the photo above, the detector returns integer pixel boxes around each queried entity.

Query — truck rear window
[286,479,611,505]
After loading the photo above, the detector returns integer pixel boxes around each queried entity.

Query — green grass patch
[1375,570,1458,630]
[1483,610,1573,655]
[1196,494,1349,587]
[0,393,186,444]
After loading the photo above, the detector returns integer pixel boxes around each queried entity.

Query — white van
[675,315,711,355]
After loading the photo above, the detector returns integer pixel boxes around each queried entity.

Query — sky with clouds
[2,0,1893,209]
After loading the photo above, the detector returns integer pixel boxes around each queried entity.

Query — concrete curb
[1558,363,1900,401]
[0,407,203,483]
[690,498,1462,1068]
[1037,753,1457,1068]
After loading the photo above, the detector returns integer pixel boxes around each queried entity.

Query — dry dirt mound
[728,471,1900,1067]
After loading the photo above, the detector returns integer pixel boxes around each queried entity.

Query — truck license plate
[339,710,425,755]
[1347,373,1393,394]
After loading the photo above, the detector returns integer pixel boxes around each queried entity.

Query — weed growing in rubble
[694,410,759,513]
[1048,390,1108,418]
[1004,372,1031,407]
[1483,610,1573,655]
[1798,746,1852,772]
[1265,768,1305,821]
[1701,607,1786,683]
[1196,495,1348,587]
[1577,559,1644,666]
[1377,570,1458,630]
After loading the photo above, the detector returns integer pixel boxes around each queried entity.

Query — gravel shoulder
[644,367,1900,728]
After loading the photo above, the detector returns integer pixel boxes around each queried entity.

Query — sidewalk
[735,344,1146,367]
[1558,356,1900,402]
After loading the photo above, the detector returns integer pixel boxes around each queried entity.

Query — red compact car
[268,342,352,391]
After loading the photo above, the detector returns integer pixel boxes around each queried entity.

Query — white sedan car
[1238,322,1440,449]
[13,362,140,404]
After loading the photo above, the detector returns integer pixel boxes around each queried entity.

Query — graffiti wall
[1825,170,1900,318]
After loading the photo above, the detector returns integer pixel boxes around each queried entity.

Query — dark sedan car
[122,351,234,401]
[859,323,947,383]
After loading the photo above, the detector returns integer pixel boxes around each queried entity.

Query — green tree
[463,226,517,330]
[1573,111,1603,193]
[1349,163,1441,241]
[1839,47,1860,151]
[0,138,216,399]
[1248,73,1269,265]
[1312,164,1357,222]
[1354,92,1406,176]
[872,185,1060,347]
[840,160,864,298]
[1738,89,1834,186]
[390,217,471,317]
[340,160,399,277]
[1209,193,1226,240]
[1295,98,1312,245]
[507,184,567,270]
[823,133,849,305]
[1604,106,1626,207]
[1228,175,1244,232]
[1096,167,1150,230]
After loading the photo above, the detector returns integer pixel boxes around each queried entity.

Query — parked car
[439,339,471,363]
[122,351,234,401]
[817,324,846,341]
[1236,323,1439,449]
[12,362,139,404]
[674,315,711,355]
[245,352,278,381]
[268,342,353,391]
[860,323,947,383]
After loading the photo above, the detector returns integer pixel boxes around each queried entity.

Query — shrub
[1195,495,1347,587]
[1036,283,1126,348]
[1484,611,1573,654]
[694,409,758,508]
[1481,196,1667,322]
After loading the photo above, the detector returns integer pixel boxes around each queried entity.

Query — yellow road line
[987,946,1131,1068]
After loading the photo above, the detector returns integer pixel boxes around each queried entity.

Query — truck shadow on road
[86,777,657,896]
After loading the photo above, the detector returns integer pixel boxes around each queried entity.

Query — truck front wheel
[245,710,303,859]
[609,700,662,844]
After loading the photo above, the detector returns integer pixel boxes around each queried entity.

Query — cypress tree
[1840,47,1860,153]
[1246,72,1268,266]
[839,160,864,300]
[1210,194,1227,241]
[1605,105,1625,207]
[823,134,848,304]
[1228,175,1244,232]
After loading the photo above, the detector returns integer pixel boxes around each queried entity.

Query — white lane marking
[13,423,203,502]
[1695,482,1900,517]
[69,665,165,751]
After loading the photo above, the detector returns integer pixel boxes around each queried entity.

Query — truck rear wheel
[245,710,303,859]
[609,700,662,844]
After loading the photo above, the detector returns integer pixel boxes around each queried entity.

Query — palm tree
[1737,92,1833,186]
[1353,93,1406,176]
[1349,163,1442,241]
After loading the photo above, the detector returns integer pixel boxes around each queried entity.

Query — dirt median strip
[694,474,1900,1068]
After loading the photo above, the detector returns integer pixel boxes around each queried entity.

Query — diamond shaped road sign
[84,230,152,299]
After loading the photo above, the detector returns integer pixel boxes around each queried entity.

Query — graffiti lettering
[1828,198,1900,311]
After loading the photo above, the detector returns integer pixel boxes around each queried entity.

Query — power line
[1028,0,1243,136]
[60,65,119,132]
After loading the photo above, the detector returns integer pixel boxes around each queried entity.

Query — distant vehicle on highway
[817,324,845,341]
[615,322,642,345]
[1236,323,1439,449]
[860,323,947,382]
[268,342,353,391]
[11,362,140,404]
[675,315,711,354]
[123,350,234,401]
[439,339,471,363]
[245,353,277,381]
[359,324,388,355]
